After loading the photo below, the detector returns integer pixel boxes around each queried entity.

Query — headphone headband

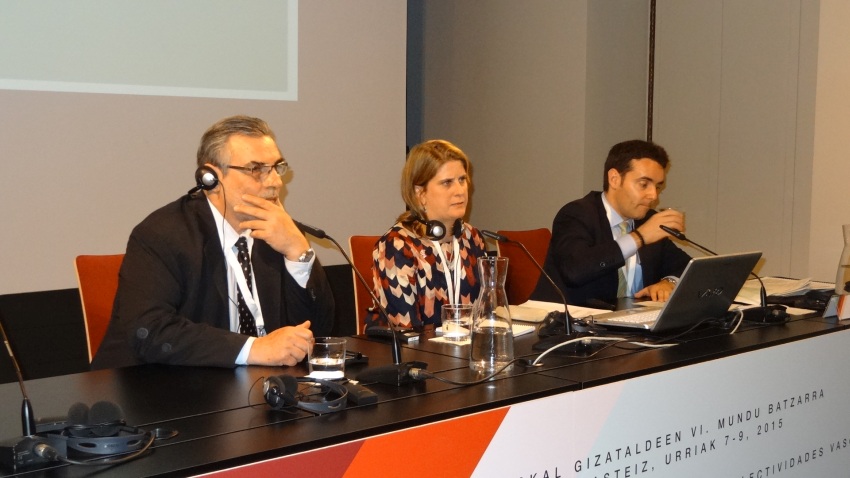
[263,375,348,414]
[36,401,150,457]
[54,425,149,456]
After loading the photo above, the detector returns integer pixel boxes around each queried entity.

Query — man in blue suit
[93,116,334,369]
[533,140,691,308]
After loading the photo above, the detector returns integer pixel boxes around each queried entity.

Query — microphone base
[0,436,52,472]
[742,304,789,324]
[355,361,428,386]
[22,398,37,437]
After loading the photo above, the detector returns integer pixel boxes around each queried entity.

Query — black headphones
[187,165,219,195]
[36,401,151,456]
[414,217,463,241]
[58,425,150,456]
[263,375,348,414]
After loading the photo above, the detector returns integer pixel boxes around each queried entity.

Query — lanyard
[432,236,462,305]
[226,240,261,319]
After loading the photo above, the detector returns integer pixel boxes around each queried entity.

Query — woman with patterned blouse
[368,140,488,330]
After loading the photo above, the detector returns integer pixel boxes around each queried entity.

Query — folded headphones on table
[36,401,150,456]
[263,375,348,414]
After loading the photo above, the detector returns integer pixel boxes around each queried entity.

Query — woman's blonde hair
[397,139,471,236]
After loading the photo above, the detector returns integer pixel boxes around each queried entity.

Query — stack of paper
[735,277,834,305]
[431,322,535,344]
[517,300,612,320]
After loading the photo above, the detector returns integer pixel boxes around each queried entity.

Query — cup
[441,304,473,342]
[308,337,347,379]
[660,206,686,220]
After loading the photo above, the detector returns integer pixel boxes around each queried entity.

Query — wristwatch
[297,248,315,263]
[661,276,678,286]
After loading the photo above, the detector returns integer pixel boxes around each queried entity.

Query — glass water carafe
[836,224,850,295]
[470,256,514,374]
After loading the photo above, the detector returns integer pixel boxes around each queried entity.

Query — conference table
[2,310,849,477]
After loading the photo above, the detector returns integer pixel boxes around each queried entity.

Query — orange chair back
[348,236,381,334]
[74,254,124,362]
[495,228,552,305]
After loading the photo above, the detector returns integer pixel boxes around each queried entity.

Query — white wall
[0,2,407,294]
[419,0,833,282]
[653,0,818,278]
[810,0,850,282]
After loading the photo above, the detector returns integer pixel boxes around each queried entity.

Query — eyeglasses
[225,159,289,181]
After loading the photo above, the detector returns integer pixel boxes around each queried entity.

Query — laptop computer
[591,251,762,332]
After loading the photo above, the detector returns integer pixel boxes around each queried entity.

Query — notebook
[591,251,762,332]
[432,323,535,344]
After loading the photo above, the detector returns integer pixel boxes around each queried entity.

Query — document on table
[516,300,612,322]
[431,322,535,344]
[735,277,833,305]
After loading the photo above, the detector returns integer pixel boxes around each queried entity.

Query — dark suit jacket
[532,191,691,307]
[92,194,334,369]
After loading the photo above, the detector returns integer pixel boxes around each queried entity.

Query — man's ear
[607,168,621,189]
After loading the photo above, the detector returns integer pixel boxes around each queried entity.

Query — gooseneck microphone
[480,230,574,335]
[660,225,718,255]
[0,316,36,438]
[480,230,599,352]
[293,220,399,364]
[293,220,426,385]
[659,225,787,323]
[0,314,164,472]
[0,313,61,471]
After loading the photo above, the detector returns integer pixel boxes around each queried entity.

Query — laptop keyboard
[602,308,661,325]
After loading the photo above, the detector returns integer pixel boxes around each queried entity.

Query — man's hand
[234,194,310,260]
[635,209,685,245]
[247,321,314,366]
[635,281,675,302]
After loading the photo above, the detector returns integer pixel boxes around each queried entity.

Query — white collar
[601,193,629,229]
[206,198,254,250]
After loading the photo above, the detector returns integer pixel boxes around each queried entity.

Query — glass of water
[441,304,473,342]
[308,337,347,379]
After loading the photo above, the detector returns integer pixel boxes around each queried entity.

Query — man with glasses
[93,116,334,369]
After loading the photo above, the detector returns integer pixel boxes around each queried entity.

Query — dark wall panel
[0,289,89,384]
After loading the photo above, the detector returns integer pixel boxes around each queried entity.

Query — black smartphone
[345,350,369,365]
[364,326,420,343]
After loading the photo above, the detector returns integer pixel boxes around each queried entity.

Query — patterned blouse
[368,222,488,329]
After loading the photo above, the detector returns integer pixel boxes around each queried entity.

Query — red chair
[74,254,124,362]
[495,228,552,305]
[348,236,381,334]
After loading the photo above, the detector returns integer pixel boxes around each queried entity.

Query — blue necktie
[617,222,630,298]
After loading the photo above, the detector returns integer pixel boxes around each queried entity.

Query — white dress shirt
[601,194,643,296]
[207,199,314,364]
